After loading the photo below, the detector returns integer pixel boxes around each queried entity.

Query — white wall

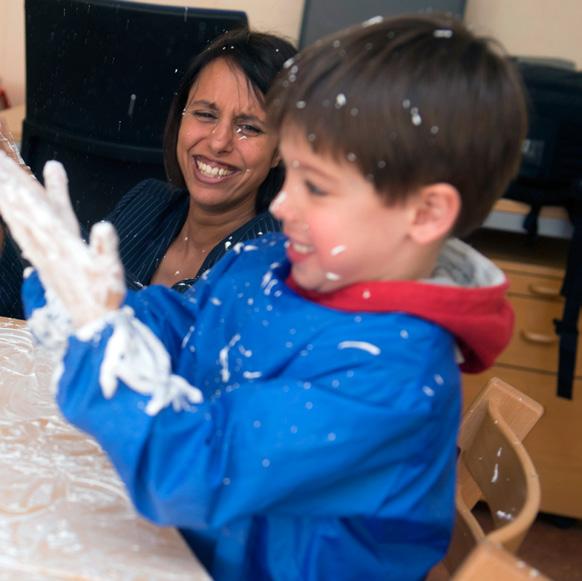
[464,0,582,68]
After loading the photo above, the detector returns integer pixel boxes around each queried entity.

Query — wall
[464,0,582,68]
[0,0,26,106]
[2,0,582,108]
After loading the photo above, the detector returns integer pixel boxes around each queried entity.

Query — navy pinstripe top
[0,179,281,319]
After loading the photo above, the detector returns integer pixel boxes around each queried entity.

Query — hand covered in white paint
[0,152,125,328]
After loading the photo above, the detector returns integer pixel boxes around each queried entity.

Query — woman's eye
[192,110,217,122]
[236,124,264,137]
[305,180,327,197]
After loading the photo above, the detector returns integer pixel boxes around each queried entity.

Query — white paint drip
[97,307,202,415]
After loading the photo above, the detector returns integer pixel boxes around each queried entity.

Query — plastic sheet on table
[0,318,210,580]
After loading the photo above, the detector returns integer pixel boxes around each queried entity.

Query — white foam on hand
[0,153,126,328]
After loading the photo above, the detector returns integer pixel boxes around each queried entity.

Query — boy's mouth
[194,156,238,180]
[286,239,314,263]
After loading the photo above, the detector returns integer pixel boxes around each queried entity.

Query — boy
[0,14,526,581]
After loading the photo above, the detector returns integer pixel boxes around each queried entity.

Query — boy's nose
[208,120,234,154]
[269,190,291,221]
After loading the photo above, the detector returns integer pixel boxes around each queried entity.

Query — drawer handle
[521,330,558,345]
[528,284,561,298]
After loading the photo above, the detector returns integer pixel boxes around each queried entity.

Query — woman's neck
[181,197,256,251]
[149,194,257,287]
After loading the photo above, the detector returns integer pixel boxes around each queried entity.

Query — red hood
[286,240,514,374]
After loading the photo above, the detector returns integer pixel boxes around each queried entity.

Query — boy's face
[271,127,420,293]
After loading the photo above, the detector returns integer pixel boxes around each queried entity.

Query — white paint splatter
[491,463,499,483]
[496,509,513,521]
[434,29,453,38]
[243,371,263,380]
[219,334,241,383]
[338,341,381,356]
[96,308,203,415]
[362,15,383,27]
[325,272,341,281]
[269,190,287,212]
[330,245,346,256]
[335,93,347,108]
[181,325,195,349]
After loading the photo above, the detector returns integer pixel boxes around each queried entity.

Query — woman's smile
[193,155,239,182]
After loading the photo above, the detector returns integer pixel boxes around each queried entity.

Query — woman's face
[177,58,279,214]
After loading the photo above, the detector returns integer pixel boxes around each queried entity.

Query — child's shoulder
[205,232,288,280]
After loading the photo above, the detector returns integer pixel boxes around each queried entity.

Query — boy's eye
[305,180,327,197]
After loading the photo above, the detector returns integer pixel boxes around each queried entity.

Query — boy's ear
[409,183,460,244]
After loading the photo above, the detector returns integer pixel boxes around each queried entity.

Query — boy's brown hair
[267,15,528,237]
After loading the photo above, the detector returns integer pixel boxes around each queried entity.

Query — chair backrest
[21,0,247,228]
[443,377,544,573]
[453,540,551,581]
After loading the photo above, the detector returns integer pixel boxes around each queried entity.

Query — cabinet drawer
[463,366,582,518]
[497,294,582,378]
[505,270,562,301]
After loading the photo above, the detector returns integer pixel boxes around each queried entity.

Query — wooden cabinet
[463,229,582,518]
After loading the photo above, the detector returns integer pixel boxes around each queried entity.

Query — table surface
[0,316,210,580]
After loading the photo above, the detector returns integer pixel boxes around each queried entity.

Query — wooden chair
[443,377,544,575]
[453,540,551,580]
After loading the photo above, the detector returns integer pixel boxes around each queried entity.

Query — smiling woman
[0,28,297,317]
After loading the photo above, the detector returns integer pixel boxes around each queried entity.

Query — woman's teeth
[196,159,235,178]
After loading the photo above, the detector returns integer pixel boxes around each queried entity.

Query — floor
[516,512,582,580]
[428,506,582,580]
